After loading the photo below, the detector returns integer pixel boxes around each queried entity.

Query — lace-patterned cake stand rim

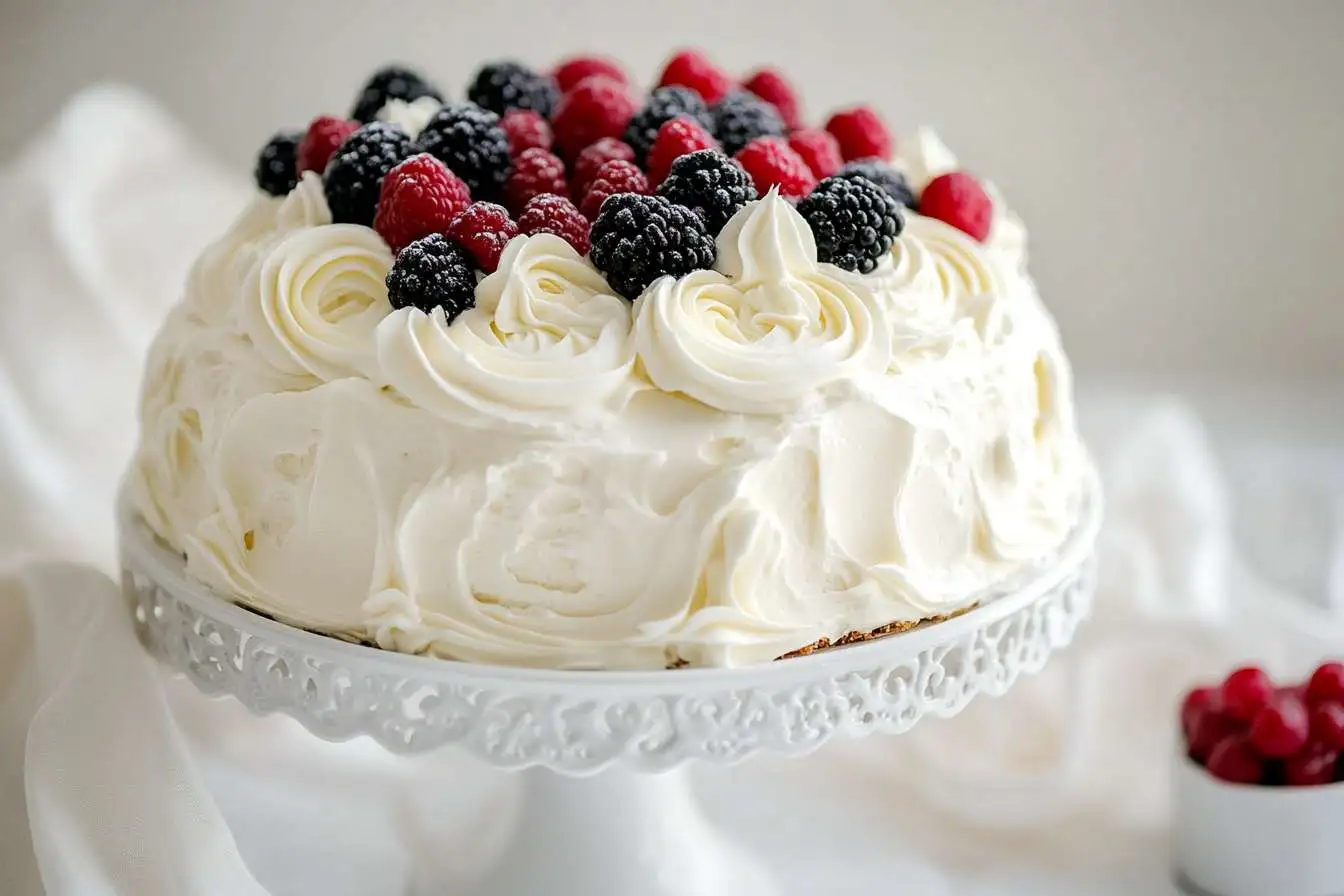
[118,467,1101,896]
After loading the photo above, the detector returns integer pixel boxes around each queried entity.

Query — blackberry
[254,130,301,196]
[710,90,785,156]
[623,86,714,166]
[385,234,477,321]
[836,158,917,209]
[322,122,413,226]
[467,61,559,118]
[589,194,716,300]
[656,149,757,236]
[796,175,904,275]
[351,64,445,122]
[414,103,511,201]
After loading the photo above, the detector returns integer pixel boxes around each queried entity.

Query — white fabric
[1,86,1342,896]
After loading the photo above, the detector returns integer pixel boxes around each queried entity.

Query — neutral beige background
[1,0,1341,379]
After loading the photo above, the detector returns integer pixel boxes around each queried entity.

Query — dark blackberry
[351,64,445,122]
[414,104,511,201]
[589,194,716,300]
[254,130,301,196]
[656,149,757,236]
[385,234,477,321]
[322,122,413,226]
[710,90,786,156]
[796,175,904,274]
[836,158,917,209]
[623,86,714,166]
[467,60,559,118]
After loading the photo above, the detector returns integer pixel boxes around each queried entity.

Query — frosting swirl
[274,171,332,231]
[377,96,442,138]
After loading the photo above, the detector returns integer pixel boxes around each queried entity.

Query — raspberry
[796,175,903,274]
[579,159,650,221]
[711,90,787,156]
[742,68,802,131]
[467,60,559,118]
[571,138,636,202]
[788,129,843,180]
[553,56,627,93]
[825,105,893,162]
[1310,702,1344,749]
[517,194,590,255]
[254,130,301,196]
[646,116,718,186]
[1249,694,1310,758]
[500,109,553,157]
[734,137,816,200]
[414,104,511,201]
[1181,687,1216,745]
[351,65,444,123]
[920,172,994,242]
[373,154,472,255]
[657,149,757,236]
[323,122,413,226]
[1188,709,1243,763]
[1217,667,1276,724]
[297,116,360,176]
[624,86,715,166]
[655,49,732,105]
[590,194,716,300]
[838,158,917,209]
[1308,662,1344,705]
[503,147,568,214]
[1284,742,1339,786]
[444,202,518,273]
[1205,735,1264,785]
[386,233,477,320]
[551,76,637,161]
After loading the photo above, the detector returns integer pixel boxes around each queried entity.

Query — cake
[128,51,1088,670]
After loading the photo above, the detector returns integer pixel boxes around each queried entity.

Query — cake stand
[117,473,1101,896]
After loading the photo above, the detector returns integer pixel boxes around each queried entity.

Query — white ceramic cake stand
[117,474,1100,896]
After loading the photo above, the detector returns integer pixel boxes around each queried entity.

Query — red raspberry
[445,202,518,273]
[297,115,359,175]
[656,49,732,104]
[503,147,568,214]
[1180,687,1216,746]
[551,75,636,161]
[742,68,802,130]
[920,172,994,242]
[1205,735,1264,785]
[1311,702,1344,748]
[500,109,553,157]
[571,138,636,203]
[517,194,591,256]
[1284,742,1340,786]
[579,159,650,220]
[1308,662,1344,705]
[553,56,627,94]
[1217,667,1277,724]
[373,154,472,255]
[1249,694,1310,758]
[646,116,718,186]
[787,128,843,179]
[734,137,816,199]
[825,105,893,162]
[1188,710,1243,764]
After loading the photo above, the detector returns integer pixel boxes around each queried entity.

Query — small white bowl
[1173,751,1344,896]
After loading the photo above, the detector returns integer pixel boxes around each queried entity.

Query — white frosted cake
[129,51,1087,669]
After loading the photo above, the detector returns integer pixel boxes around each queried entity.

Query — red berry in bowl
[1310,701,1344,749]
[920,172,993,242]
[1217,666,1276,724]
[501,109,554,157]
[1180,687,1216,744]
[742,68,802,131]
[1205,735,1265,785]
[1284,742,1340,787]
[1249,694,1310,758]
[656,49,732,104]
[553,56,627,93]
[1188,710,1244,763]
[1307,662,1344,706]
[825,105,893,162]
[646,116,718,186]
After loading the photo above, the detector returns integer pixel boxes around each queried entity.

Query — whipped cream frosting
[375,96,442,138]
[130,129,1088,669]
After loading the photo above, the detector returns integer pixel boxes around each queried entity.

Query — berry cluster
[1182,662,1344,787]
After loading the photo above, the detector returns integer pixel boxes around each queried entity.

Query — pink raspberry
[579,159,650,220]
[742,68,802,131]
[503,147,568,214]
[571,137,636,203]
[517,194,591,255]
[734,137,816,199]
[552,56,628,93]
[788,128,843,179]
[373,153,472,255]
[645,116,718,186]
[656,49,732,104]
[500,109,553,157]
[444,202,519,273]
[920,172,993,242]
[551,75,637,161]
[825,105,893,161]
[297,115,359,174]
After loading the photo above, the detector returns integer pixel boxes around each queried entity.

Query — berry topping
[657,149,757,236]
[323,122,413,226]
[1308,662,1344,705]
[553,56,628,94]
[624,86,715,166]
[414,103,511,201]
[788,129,844,180]
[373,153,472,255]
[503,147,568,214]
[1218,667,1276,724]
[1249,694,1311,758]
[579,159,651,221]
[655,49,732,105]
[825,105,893,162]
[500,109,554,157]
[386,233,477,319]
[297,116,360,176]
[517,194,591,255]
[742,68,802,131]
[590,194,716,300]
[1284,742,1340,787]
[646,116,719,186]
[571,138,637,202]
[444,202,519,274]
[1188,708,1244,763]
[1311,701,1344,749]
[920,172,993,242]
[837,158,917,209]
[1181,687,1217,744]
[735,137,817,200]
[351,65,444,123]
[797,174,903,275]
[467,60,559,118]
[254,130,301,196]
[1205,735,1265,785]
[551,76,637,161]
[711,90,787,157]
